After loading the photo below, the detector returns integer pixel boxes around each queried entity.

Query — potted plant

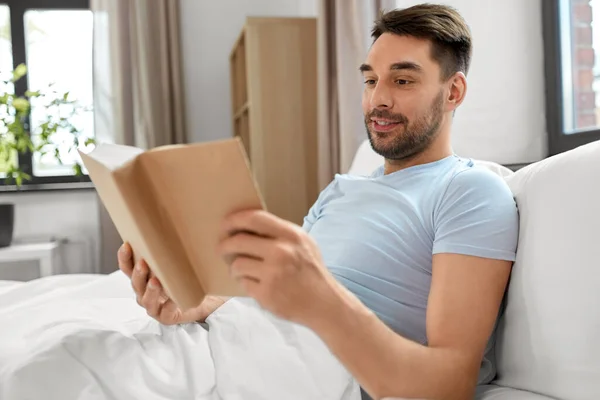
[0,63,94,247]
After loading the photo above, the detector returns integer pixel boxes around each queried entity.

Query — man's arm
[306,253,511,400]
[306,169,517,399]
[217,169,518,400]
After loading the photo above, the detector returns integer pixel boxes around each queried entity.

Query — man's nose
[370,82,393,109]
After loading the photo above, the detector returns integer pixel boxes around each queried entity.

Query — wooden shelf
[234,107,250,159]
[230,35,247,113]
[233,102,249,121]
[229,17,318,226]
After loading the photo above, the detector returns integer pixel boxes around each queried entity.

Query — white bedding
[0,272,360,400]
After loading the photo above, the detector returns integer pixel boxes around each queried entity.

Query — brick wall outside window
[571,0,598,129]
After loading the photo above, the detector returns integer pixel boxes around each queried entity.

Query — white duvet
[0,272,360,400]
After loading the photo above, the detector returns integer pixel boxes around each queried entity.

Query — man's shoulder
[435,162,519,230]
[444,163,515,204]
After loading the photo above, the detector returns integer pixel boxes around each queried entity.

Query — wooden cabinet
[230,17,319,226]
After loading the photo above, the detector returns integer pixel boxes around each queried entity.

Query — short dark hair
[371,3,472,80]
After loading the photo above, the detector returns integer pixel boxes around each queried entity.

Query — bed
[0,271,360,399]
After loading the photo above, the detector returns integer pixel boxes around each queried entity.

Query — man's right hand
[117,242,228,325]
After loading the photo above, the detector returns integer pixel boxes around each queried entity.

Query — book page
[81,143,144,171]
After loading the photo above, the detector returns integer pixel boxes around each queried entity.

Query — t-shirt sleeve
[301,180,337,233]
[302,200,319,232]
[432,167,519,261]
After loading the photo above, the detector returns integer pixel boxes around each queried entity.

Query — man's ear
[446,72,467,112]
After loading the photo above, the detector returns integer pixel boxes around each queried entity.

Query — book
[79,137,265,310]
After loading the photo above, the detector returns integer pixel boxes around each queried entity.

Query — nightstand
[0,241,63,278]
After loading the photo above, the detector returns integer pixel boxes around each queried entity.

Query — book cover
[80,137,265,310]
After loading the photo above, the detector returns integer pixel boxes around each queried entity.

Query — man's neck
[384,145,453,175]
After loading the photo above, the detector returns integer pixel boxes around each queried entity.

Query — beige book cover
[79,137,265,311]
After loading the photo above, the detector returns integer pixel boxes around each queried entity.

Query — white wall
[395,0,548,164]
[0,191,100,280]
[180,0,548,164]
[179,0,318,143]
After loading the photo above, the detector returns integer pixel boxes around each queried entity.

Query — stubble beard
[365,91,445,161]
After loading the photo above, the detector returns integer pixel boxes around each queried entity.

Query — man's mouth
[371,119,401,132]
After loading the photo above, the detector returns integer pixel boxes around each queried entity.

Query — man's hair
[371,3,472,80]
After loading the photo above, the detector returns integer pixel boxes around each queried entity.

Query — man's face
[361,33,449,160]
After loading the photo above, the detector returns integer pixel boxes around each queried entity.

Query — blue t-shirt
[302,154,519,384]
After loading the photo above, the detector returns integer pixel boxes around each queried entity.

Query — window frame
[542,0,600,156]
[2,0,92,188]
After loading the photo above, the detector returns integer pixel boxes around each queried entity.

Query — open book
[79,138,265,310]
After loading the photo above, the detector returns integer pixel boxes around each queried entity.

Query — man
[118,4,519,400]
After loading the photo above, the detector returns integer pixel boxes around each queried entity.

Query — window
[0,0,92,187]
[0,4,16,177]
[543,0,600,155]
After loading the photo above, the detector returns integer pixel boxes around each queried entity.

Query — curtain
[90,0,187,273]
[316,0,396,189]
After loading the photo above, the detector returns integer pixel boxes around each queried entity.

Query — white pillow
[347,140,384,175]
[493,140,600,399]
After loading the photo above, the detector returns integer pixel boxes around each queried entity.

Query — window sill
[0,181,95,193]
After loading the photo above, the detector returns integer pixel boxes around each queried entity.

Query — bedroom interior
[0,0,548,279]
[0,0,599,399]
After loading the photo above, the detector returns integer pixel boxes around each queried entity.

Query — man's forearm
[306,284,478,400]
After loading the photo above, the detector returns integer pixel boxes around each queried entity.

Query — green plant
[0,63,95,186]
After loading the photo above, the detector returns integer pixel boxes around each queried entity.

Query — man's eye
[396,79,410,85]
[364,79,376,85]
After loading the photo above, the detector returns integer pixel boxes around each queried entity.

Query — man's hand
[217,209,340,326]
[118,243,227,325]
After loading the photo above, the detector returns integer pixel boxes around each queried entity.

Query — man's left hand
[217,209,339,326]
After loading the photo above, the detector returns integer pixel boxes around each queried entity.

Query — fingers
[221,210,300,242]
[218,232,271,262]
[158,299,180,324]
[131,259,150,296]
[121,248,178,324]
[231,256,261,299]
[145,278,180,325]
[230,256,262,282]
[237,275,261,298]
[142,277,168,317]
[117,242,134,277]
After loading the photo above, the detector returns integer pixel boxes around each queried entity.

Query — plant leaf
[1,64,94,183]
[11,64,27,82]
[54,148,63,164]
[25,90,41,98]
[73,163,83,176]
[12,97,30,113]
